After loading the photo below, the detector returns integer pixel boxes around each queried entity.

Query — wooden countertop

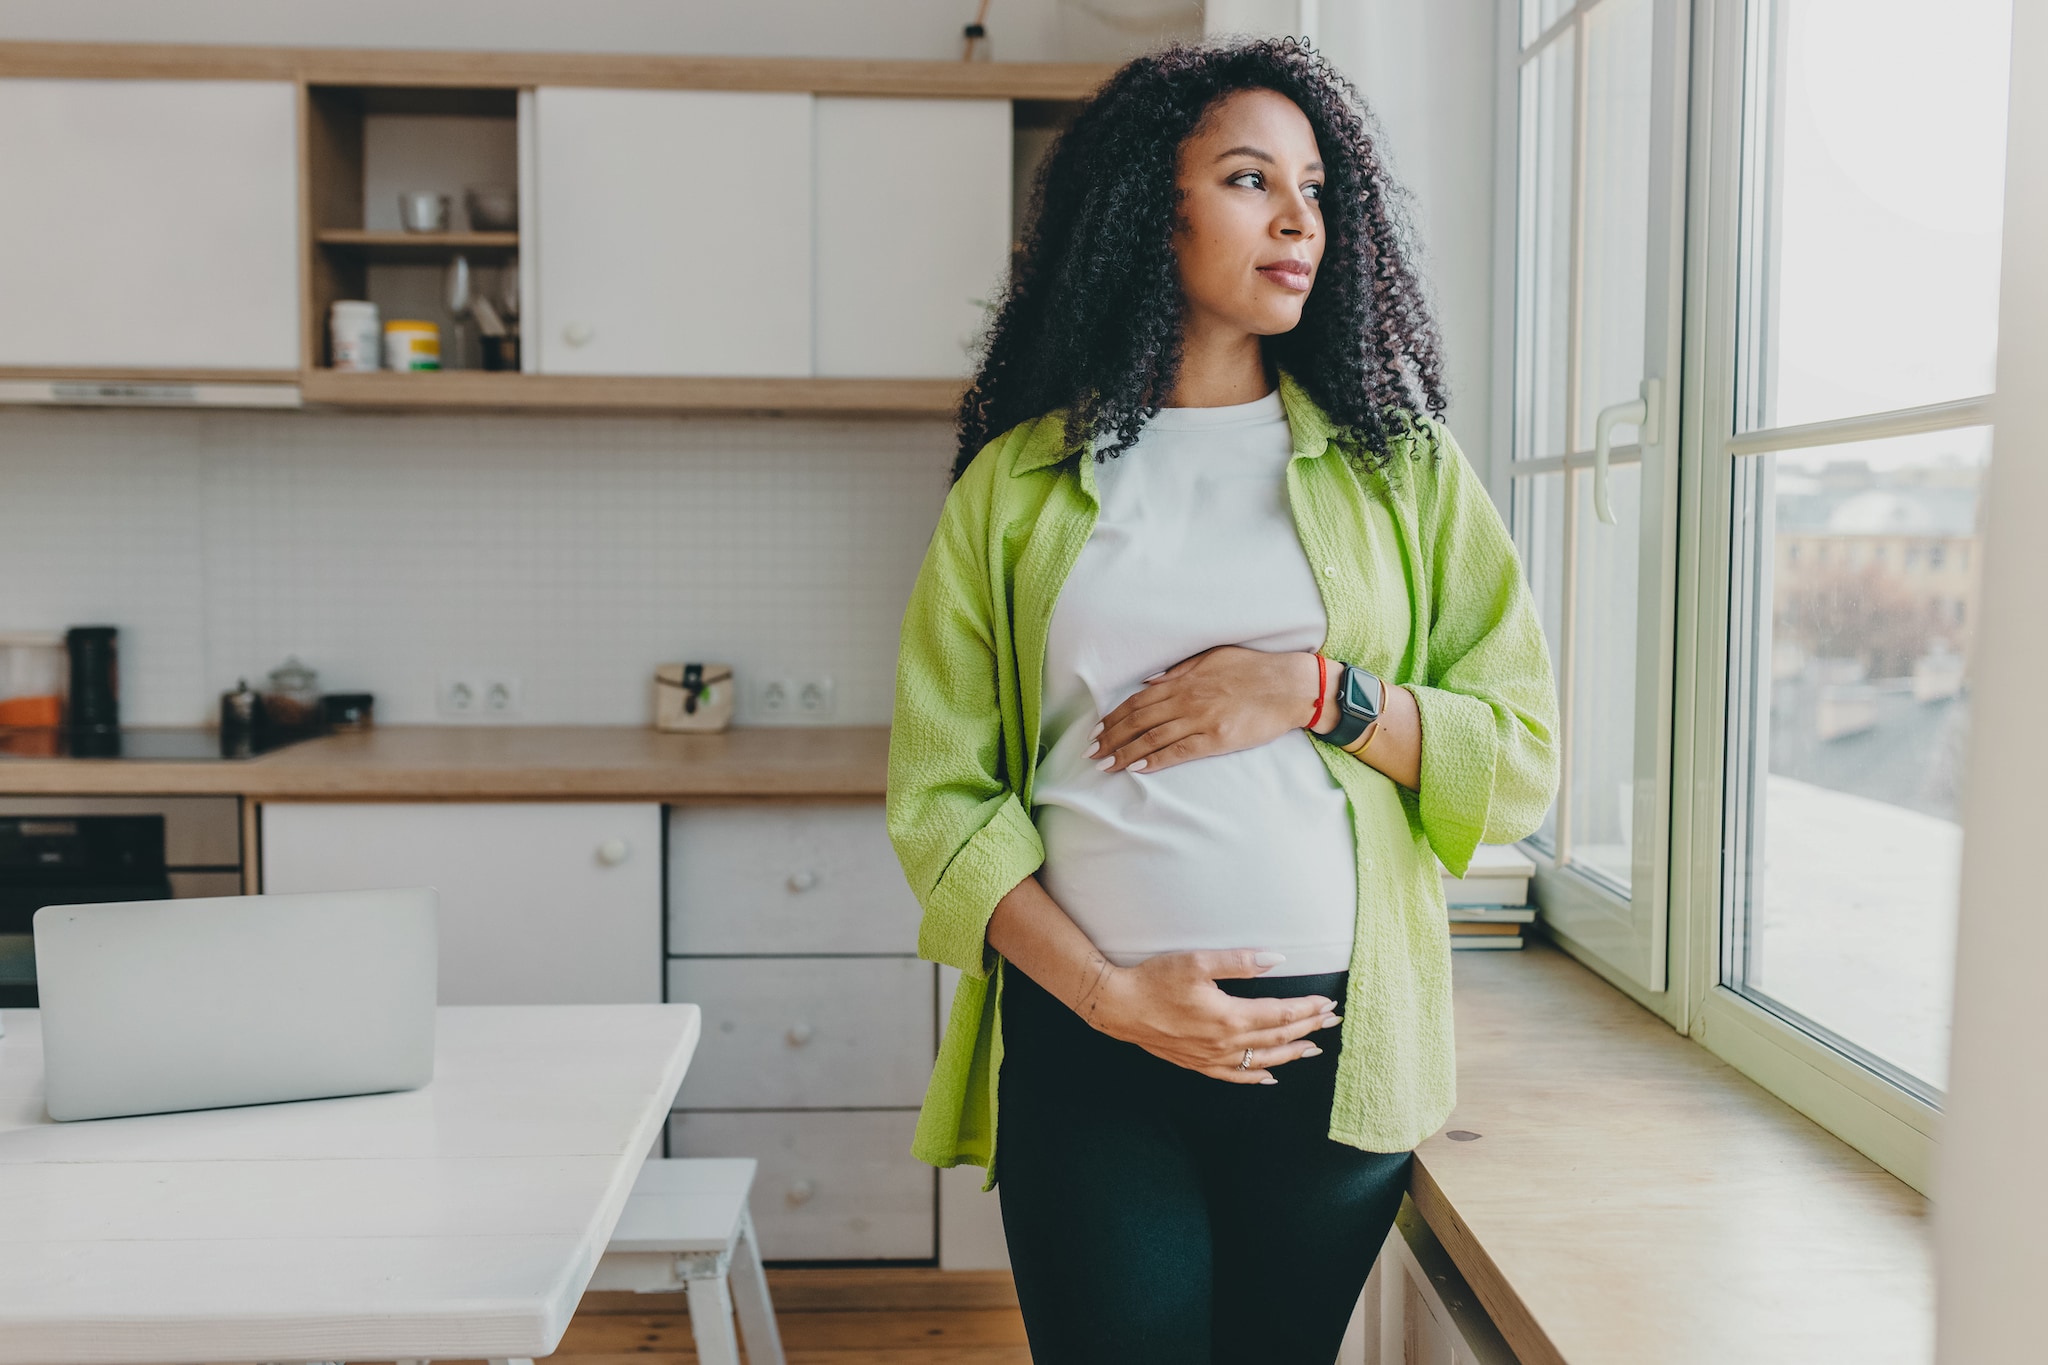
[1419,943,1932,1365]
[0,725,889,800]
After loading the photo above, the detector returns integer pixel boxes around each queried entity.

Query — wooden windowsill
[1423,943,1931,1365]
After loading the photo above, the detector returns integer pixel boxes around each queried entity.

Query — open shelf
[299,369,965,416]
[316,229,519,263]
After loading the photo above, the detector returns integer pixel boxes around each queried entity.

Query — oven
[0,797,242,1008]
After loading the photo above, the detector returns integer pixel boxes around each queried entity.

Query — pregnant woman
[887,37,1558,1364]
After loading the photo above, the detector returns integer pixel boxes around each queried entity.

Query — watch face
[1343,667,1383,721]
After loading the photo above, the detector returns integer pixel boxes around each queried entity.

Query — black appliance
[0,815,171,1008]
[0,726,315,761]
[65,625,120,731]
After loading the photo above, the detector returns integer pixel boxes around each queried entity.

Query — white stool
[585,1156,786,1365]
[396,1158,783,1365]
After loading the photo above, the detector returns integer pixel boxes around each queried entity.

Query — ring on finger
[1238,1047,1253,1071]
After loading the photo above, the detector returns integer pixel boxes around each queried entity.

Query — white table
[0,1004,700,1365]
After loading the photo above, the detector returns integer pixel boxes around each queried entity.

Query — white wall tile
[0,407,952,727]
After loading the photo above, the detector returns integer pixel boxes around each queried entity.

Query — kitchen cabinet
[530,87,814,377]
[0,78,299,371]
[813,97,1013,378]
[259,802,661,1006]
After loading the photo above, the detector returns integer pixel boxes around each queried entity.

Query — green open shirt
[886,370,1559,1189]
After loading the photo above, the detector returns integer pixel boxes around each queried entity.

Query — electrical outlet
[796,676,836,718]
[481,675,523,717]
[438,676,479,716]
[752,676,794,716]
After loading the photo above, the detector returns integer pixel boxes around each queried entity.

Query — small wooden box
[654,663,735,732]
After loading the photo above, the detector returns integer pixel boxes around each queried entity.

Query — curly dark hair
[951,34,1446,483]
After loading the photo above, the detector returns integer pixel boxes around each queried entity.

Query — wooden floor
[443,1267,1030,1365]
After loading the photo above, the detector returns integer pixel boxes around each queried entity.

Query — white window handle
[1591,378,1661,526]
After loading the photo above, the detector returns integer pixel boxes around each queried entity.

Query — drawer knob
[787,870,819,893]
[786,1022,814,1047]
[786,1179,817,1206]
[596,838,631,866]
[563,322,595,347]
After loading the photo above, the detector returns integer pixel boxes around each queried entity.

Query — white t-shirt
[1031,387,1358,975]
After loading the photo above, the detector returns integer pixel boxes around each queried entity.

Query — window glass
[1576,0,1655,448]
[1738,0,2011,431]
[1725,426,1987,1095]
[1516,472,1568,854]
[1515,36,1575,460]
[1523,0,1578,48]
[1570,463,1641,891]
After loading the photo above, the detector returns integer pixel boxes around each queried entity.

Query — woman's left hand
[1088,646,1319,774]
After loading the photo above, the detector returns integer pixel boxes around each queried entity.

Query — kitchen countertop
[1418,943,1931,1365]
[0,725,890,800]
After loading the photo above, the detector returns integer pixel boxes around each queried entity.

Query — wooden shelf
[299,368,965,416]
[0,42,1116,100]
[316,229,519,262]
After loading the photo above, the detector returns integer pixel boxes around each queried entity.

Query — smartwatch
[1324,663,1384,750]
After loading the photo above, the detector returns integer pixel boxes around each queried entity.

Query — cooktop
[0,727,319,761]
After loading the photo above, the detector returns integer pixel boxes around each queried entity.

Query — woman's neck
[1162,323,1273,408]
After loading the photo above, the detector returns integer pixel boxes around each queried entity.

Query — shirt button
[1323,564,1338,577]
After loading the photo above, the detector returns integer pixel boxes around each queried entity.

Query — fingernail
[1090,720,1104,738]
[1259,1076,1278,1085]
[1085,742,1099,758]
[1144,670,1167,682]
[1129,759,1148,772]
[1252,952,1287,967]
[1300,1045,1323,1058]
[1322,1014,1343,1029]
[1095,756,1115,771]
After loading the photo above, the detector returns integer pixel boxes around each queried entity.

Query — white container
[383,319,441,372]
[329,300,380,371]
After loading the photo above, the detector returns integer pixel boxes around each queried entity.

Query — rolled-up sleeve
[1407,423,1560,877]
[886,452,1044,979]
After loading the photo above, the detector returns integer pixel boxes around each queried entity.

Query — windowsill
[1417,941,1931,1365]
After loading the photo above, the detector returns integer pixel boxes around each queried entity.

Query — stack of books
[1440,844,1536,950]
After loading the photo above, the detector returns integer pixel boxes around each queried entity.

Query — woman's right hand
[1083,949,1343,1084]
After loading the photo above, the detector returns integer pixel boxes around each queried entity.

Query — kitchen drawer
[667,803,920,955]
[666,956,932,1109]
[667,1109,932,1261]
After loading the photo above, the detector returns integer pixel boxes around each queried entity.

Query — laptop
[33,887,438,1122]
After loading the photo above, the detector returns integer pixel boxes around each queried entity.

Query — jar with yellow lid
[383,319,441,372]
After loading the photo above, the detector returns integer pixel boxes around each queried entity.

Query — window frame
[1664,0,1989,1194]
[1488,0,1691,998]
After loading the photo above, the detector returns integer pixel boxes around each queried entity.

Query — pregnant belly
[1032,732,1358,970]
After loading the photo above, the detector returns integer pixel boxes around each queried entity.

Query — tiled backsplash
[0,407,953,726]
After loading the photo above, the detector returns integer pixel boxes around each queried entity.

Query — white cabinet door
[532,87,813,376]
[260,802,662,1006]
[813,97,1012,378]
[0,79,299,370]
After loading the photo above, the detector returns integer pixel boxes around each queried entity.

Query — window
[1499,0,1688,990]
[1716,0,2009,1107]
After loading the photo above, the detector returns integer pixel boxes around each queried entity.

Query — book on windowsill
[1450,919,1525,950]
[1449,905,1536,924]
[1441,843,1536,907]
[1450,934,1525,950]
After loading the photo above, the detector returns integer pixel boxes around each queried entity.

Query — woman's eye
[1230,169,1264,189]
[1304,182,1322,201]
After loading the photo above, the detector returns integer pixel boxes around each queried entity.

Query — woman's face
[1170,87,1326,343]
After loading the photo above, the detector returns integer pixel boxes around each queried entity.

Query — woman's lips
[1257,263,1312,292]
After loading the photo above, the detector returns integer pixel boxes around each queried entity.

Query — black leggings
[995,963,1411,1365]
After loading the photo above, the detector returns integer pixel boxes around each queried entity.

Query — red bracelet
[1306,653,1328,731]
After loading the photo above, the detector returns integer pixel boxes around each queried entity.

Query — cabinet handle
[786,1022,814,1047]
[786,1179,817,1206]
[787,870,819,893]
[563,322,595,348]
[596,838,631,866]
